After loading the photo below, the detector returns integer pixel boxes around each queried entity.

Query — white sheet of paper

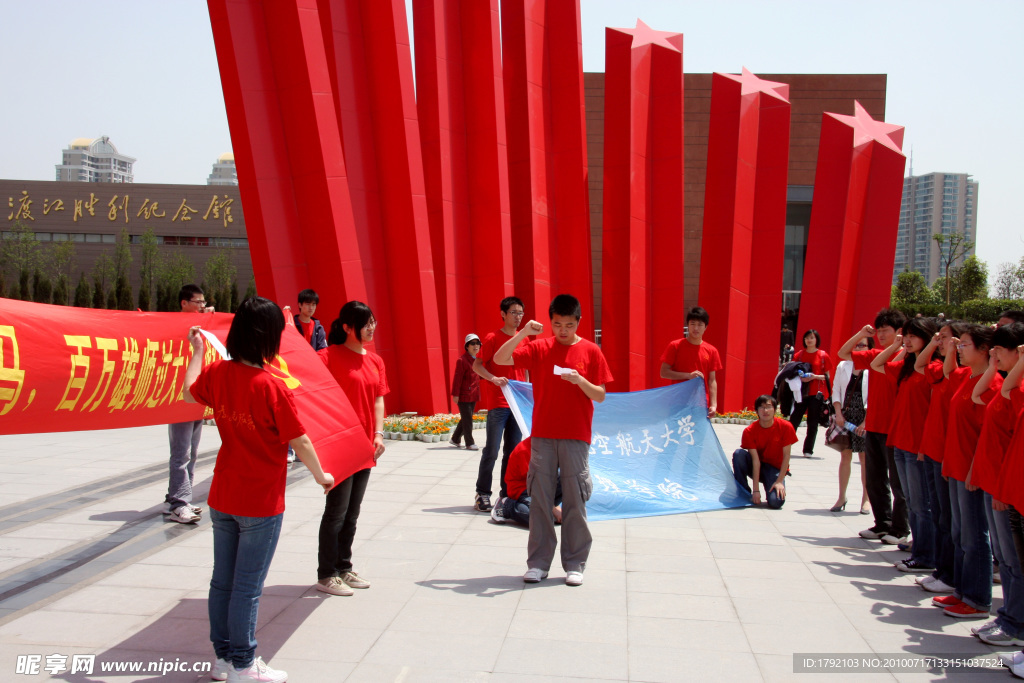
[200,329,231,360]
[553,365,574,375]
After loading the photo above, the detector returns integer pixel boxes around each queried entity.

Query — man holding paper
[494,294,612,587]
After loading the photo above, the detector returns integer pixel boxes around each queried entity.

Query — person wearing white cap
[451,333,482,450]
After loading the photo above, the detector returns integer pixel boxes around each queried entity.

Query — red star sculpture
[611,19,683,52]
[828,101,905,153]
[719,67,790,102]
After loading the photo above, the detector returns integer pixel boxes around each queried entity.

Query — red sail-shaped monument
[412,0,514,390]
[600,20,685,392]
[798,102,905,356]
[698,69,790,412]
[207,0,368,314]
[500,0,593,334]
[317,0,448,414]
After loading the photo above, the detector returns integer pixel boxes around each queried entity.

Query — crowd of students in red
[832,307,1024,672]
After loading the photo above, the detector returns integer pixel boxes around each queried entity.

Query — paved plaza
[0,422,1014,681]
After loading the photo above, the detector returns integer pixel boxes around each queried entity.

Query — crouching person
[733,394,796,509]
[490,438,563,526]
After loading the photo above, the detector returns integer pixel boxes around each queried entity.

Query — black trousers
[863,430,909,536]
[788,394,823,455]
[317,468,371,579]
[451,401,476,447]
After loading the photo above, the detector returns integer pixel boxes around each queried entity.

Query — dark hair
[998,310,1024,324]
[993,323,1024,349]
[298,288,319,305]
[802,329,821,350]
[225,297,285,365]
[874,308,907,331]
[686,306,710,325]
[961,324,994,353]
[897,317,938,387]
[500,296,524,314]
[855,336,876,350]
[178,284,203,306]
[548,294,581,320]
[754,394,778,411]
[328,301,375,345]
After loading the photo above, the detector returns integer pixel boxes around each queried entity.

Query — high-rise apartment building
[893,172,978,285]
[55,136,135,183]
[207,153,238,186]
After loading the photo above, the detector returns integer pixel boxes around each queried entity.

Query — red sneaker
[932,594,962,608]
[943,602,989,619]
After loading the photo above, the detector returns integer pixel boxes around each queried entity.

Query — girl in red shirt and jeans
[184,297,334,683]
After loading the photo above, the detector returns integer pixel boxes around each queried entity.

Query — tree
[891,270,933,308]
[106,288,117,310]
[157,252,196,310]
[116,275,133,310]
[0,270,5,298]
[204,250,236,312]
[18,270,31,301]
[74,272,91,307]
[1,221,40,288]
[952,255,988,303]
[230,279,240,312]
[136,228,160,311]
[113,229,133,310]
[32,269,52,304]
[244,278,257,302]
[92,253,114,309]
[933,231,975,305]
[993,259,1024,300]
[53,274,69,306]
[46,240,76,289]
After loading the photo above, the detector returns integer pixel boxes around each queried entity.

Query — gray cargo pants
[527,437,593,573]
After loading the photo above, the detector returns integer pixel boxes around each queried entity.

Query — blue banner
[502,379,750,520]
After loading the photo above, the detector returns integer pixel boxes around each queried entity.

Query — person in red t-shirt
[489,438,564,526]
[870,317,941,571]
[495,294,613,587]
[450,333,482,450]
[968,324,1024,646]
[283,289,328,463]
[733,395,797,509]
[316,301,389,597]
[659,306,722,418]
[790,329,834,458]
[184,297,334,683]
[837,308,909,543]
[471,296,530,510]
[912,322,964,594]
[938,324,1000,618]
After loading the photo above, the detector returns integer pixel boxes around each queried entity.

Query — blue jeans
[166,420,203,510]
[209,508,283,669]
[893,448,935,566]
[986,495,1024,637]
[923,457,954,585]
[732,449,784,509]
[949,478,992,610]
[476,407,522,497]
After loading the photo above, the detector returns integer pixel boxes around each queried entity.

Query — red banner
[0,298,374,483]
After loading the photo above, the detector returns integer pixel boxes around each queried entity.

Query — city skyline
[2,0,1021,273]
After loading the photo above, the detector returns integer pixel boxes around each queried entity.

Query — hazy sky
[2,1,1021,271]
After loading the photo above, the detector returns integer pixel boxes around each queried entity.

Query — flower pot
[431,435,440,443]
[400,433,411,441]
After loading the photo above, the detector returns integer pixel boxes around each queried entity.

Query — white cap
[465,333,481,345]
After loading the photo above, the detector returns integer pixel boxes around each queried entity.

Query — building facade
[55,137,135,184]
[2,179,251,308]
[894,172,978,284]
[207,153,238,185]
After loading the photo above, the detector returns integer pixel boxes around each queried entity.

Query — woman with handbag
[828,338,872,513]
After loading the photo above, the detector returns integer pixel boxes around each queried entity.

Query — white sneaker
[523,568,548,583]
[972,619,999,636]
[226,656,287,682]
[169,506,200,524]
[803,452,813,458]
[1000,650,1024,668]
[880,533,909,545]
[211,658,230,681]
[490,498,508,524]
[340,571,371,589]
[915,574,934,586]
[315,577,353,596]
[565,571,584,586]
[921,577,954,593]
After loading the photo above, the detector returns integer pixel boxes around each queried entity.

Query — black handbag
[817,375,834,429]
